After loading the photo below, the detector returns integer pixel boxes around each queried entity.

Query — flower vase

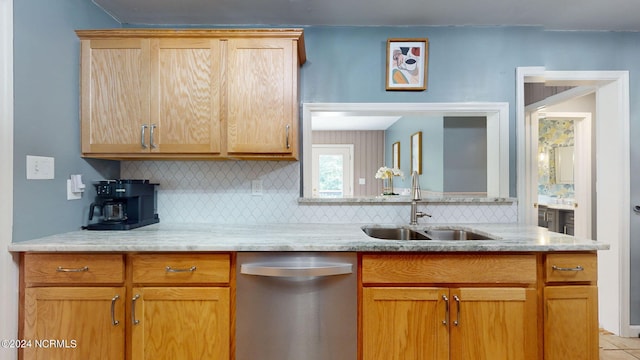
[383,177,395,195]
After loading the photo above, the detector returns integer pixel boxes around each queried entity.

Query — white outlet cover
[26,155,55,180]
[67,180,82,200]
[251,180,263,195]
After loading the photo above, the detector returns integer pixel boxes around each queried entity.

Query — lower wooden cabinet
[362,287,448,360]
[360,252,598,360]
[23,287,126,360]
[362,286,537,360]
[544,286,598,360]
[543,253,599,360]
[20,253,231,360]
[131,287,229,360]
[450,287,537,360]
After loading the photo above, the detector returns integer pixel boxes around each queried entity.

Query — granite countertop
[7,223,608,253]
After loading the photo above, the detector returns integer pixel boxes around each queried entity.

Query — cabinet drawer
[131,253,230,284]
[545,253,597,283]
[362,254,537,285]
[24,253,124,285]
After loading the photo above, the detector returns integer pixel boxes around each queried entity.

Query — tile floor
[600,330,640,359]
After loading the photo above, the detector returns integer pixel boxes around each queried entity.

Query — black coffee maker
[86,179,159,230]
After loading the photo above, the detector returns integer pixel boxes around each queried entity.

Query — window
[311,145,354,198]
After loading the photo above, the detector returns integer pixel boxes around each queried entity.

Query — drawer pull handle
[132,294,140,325]
[165,265,197,273]
[552,265,584,272]
[442,295,449,325]
[56,266,89,273]
[453,295,461,326]
[111,295,120,326]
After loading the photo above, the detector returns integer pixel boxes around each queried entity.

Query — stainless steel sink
[423,228,494,240]
[362,227,430,240]
[362,226,496,241]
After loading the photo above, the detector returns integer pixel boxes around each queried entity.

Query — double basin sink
[362,225,496,241]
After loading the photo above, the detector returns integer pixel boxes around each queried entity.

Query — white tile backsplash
[121,161,518,224]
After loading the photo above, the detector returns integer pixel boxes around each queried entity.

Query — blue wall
[13,0,120,242]
[443,117,487,192]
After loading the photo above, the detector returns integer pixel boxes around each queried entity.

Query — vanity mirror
[302,103,510,200]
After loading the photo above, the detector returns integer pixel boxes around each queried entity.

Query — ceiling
[93,0,640,31]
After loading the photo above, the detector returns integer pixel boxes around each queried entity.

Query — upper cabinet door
[151,38,222,154]
[225,38,298,158]
[81,38,151,154]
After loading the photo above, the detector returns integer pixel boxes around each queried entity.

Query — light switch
[359,178,366,185]
[26,155,55,180]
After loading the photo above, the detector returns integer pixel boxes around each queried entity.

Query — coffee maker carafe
[89,200,127,223]
[85,179,159,230]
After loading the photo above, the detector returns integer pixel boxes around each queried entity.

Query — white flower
[375,166,404,179]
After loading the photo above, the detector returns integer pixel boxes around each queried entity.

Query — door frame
[1,0,17,351]
[525,110,592,239]
[311,144,355,198]
[517,67,631,335]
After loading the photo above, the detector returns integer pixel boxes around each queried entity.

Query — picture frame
[392,142,400,169]
[411,131,422,174]
[386,38,428,91]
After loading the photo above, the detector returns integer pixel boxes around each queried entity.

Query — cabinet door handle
[111,295,120,326]
[551,265,584,272]
[56,266,89,272]
[285,124,290,149]
[165,265,197,273]
[131,294,140,325]
[442,294,449,325]
[150,124,157,149]
[141,125,148,149]
[453,295,461,326]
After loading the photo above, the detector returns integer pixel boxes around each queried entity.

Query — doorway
[525,107,593,239]
[311,144,354,198]
[517,67,631,336]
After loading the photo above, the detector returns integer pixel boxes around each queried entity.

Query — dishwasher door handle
[240,263,353,277]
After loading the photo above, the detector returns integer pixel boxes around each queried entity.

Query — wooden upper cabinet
[80,38,150,154]
[76,29,305,160]
[226,38,297,157]
[151,38,221,154]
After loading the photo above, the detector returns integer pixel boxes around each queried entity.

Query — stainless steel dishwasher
[236,252,357,360]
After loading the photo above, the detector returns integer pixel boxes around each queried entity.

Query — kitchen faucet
[410,171,431,225]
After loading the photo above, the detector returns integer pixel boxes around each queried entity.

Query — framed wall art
[411,131,422,174]
[392,141,400,169]
[386,38,428,91]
